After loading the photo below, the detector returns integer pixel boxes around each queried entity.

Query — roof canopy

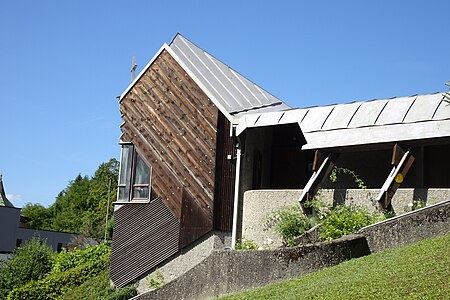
[236,92,450,149]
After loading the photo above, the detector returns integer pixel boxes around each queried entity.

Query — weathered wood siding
[213,113,236,231]
[120,50,219,220]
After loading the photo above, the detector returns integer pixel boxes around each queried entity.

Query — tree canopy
[21,158,119,239]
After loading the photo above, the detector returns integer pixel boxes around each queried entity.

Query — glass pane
[134,154,150,185]
[133,187,149,199]
[119,145,133,185]
[117,186,130,202]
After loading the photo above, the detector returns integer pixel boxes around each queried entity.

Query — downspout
[231,142,242,249]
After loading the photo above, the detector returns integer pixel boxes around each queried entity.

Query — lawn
[221,234,450,300]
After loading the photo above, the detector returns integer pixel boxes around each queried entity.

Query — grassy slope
[221,234,450,300]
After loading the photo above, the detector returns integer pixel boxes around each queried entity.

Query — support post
[299,151,339,205]
[377,144,415,210]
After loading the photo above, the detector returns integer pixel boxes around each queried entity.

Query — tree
[0,237,54,299]
[20,203,52,230]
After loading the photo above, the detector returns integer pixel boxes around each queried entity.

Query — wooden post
[299,150,339,205]
[377,143,415,210]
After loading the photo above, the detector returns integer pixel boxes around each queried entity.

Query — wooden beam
[299,151,339,205]
[377,145,415,210]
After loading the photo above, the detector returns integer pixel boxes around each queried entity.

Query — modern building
[110,34,450,287]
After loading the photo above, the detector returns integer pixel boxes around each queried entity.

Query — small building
[110,34,450,287]
[0,176,80,257]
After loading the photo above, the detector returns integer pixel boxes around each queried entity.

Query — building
[110,34,450,287]
[0,176,79,257]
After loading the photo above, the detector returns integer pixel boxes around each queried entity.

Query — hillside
[221,233,450,299]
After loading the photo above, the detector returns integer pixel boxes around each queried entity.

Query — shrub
[146,270,165,289]
[319,205,381,241]
[51,242,111,274]
[7,255,110,300]
[234,239,259,250]
[0,237,54,299]
[264,205,312,244]
[61,269,137,300]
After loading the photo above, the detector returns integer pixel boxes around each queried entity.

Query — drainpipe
[231,142,242,249]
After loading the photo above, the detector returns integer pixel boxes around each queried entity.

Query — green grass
[221,234,450,300]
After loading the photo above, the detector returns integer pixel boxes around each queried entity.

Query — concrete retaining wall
[136,234,370,300]
[242,188,450,248]
[134,198,450,300]
[357,199,450,252]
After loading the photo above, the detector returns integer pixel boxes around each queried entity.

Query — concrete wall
[242,188,450,248]
[0,207,20,253]
[357,199,450,252]
[134,197,450,300]
[136,234,370,300]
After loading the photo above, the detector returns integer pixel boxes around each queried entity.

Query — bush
[264,205,312,244]
[7,255,110,300]
[235,239,259,250]
[61,269,137,300]
[51,242,111,274]
[0,238,54,299]
[319,205,381,241]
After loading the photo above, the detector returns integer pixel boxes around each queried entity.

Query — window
[117,143,152,202]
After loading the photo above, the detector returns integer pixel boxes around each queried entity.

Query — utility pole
[104,178,112,241]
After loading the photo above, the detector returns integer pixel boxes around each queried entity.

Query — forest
[20,158,119,239]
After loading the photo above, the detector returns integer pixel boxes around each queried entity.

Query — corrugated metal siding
[169,34,290,116]
[109,199,179,288]
[213,113,236,231]
[120,50,219,219]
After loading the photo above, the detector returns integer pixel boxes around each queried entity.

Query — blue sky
[1,1,449,207]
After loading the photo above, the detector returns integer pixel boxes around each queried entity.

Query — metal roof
[236,92,450,149]
[120,34,289,122]
[168,34,289,117]
[0,175,14,208]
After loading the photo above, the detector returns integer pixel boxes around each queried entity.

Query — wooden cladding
[120,50,219,220]
[213,114,236,231]
[109,199,179,288]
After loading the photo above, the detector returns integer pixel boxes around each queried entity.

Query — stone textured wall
[133,198,450,300]
[242,188,450,248]
[135,234,370,300]
[357,199,450,252]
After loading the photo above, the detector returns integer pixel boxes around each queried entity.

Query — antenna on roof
[130,56,137,82]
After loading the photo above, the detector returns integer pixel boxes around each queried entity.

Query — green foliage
[235,239,259,250]
[0,238,54,299]
[7,255,110,300]
[20,203,52,230]
[411,199,426,211]
[61,269,137,300]
[319,205,381,241]
[264,205,312,244]
[329,167,367,189]
[51,242,111,274]
[21,158,119,239]
[146,270,165,289]
[221,234,450,300]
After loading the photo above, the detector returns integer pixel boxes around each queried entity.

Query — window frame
[116,142,152,204]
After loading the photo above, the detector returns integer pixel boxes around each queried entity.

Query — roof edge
[119,43,169,101]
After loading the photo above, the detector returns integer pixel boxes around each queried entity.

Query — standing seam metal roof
[168,34,290,117]
[236,92,450,149]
